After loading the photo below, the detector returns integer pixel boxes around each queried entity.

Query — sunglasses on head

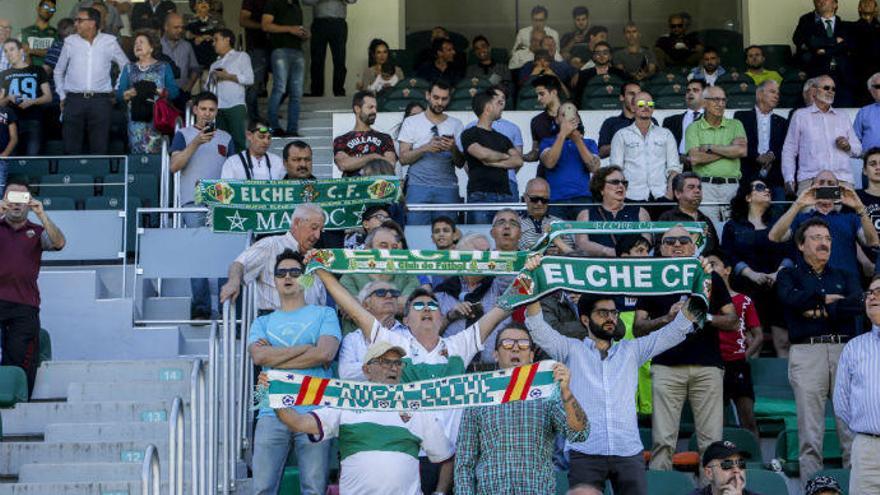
[274,267,303,278]
[752,183,768,192]
[713,459,747,471]
[41,3,56,12]
[527,195,549,204]
[370,288,401,298]
[606,178,629,187]
[411,301,440,312]
[498,338,532,351]
[661,236,693,246]
[636,100,655,108]
[250,126,271,134]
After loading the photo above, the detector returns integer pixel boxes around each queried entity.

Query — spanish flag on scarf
[294,375,330,406]
[501,362,540,403]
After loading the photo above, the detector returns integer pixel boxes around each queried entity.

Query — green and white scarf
[266,360,559,412]
[305,248,527,276]
[194,176,401,233]
[530,221,709,253]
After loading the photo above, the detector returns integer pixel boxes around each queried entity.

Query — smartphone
[203,122,216,133]
[815,186,841,201]
[441,133,453,139]
[562,105,577,121]
[6,191,31,204]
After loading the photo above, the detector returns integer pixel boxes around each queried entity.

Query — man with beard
[221,120,284,180]
[333,91,396,176]
[776,217,862,480]
[523,252,703,494]
[687,47,726,86]
[465,36,513,98]
[21,0,58,67]
[281,140,316,180]
[313,260,512,494]
[398,80,464,225]
[782,75,862,194]
[0,178,65,398]
[743,46,782,86]
[455,325,588,494]
[686,441,763,495]
[769,170,878,277]
[633,226,738,475]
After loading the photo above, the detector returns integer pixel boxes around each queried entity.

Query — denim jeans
[15,119,42,156]
[268,48,305,133]
[246,48,269,122]
[182,203,213,317]
[405,184,461,225]
[549,195,592,221]
[252,414,331,495]
[467,191,517,224]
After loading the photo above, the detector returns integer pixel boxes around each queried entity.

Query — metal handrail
[141,444,160,495]
[207,321,219,494]
[220,301,236,493]
[190,358,206,495]
[168,396,184,495]
[236,283,257,464]
[160,139,171,228]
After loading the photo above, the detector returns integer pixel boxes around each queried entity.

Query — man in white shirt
[221,120,284,180]
[609,90,681,205]
[338,280,408,380]
[53,7,129,154]
[209,28,254,152]
[510,5,560,70]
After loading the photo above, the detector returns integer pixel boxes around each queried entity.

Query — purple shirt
[0,219,52,307]
[781,104,862,184]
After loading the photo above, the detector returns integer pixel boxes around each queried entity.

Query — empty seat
[814,468,851,495]
[454,76,492,91]
[750,358,792,398]
[515,97,543,111]
[688,427,763,468]
[645,470,694,495]
[102,173,159,207]
[584,73,625,87]
[56,157,112,177]
[379,98,423,112]
[720,80,756,96]
[126,154,163,174]
[85,195,143,211]
[651,82,687,97]
[6,158,50,181]
[581,96,621,111]
[448,99,472,111]
[744,469,788,494]
[728,94,757,109]
[39,196,77,210]
[43,139,64,155]
[39,174,97,201]
[0,366,28,407]
[655,96,687,110]
[648,71,687,86]
[38,328,52,365]
[383,83,424,101]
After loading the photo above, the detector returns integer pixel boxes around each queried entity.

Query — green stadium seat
[56,157,112,177]
[646,469,694,495]
[744,469,788,494]
[687,427,763,468]
[452,86,480,101]
[515,97,543,110]
[720,80,756,96]
[102,174,159,207]
[584,73,625,88]
[814,468,851,495]
[39,196,77,210]
[648,72,687,86]
[555,469,568,495]
[0,366,28,407]
[388,49,414,74]
[278,466,301,495]
[716,72,751,86]
[651,83,687,97]
[126,154,162,175]
[584,84,619,98]
[39,174,97,201]
[383,83,425,101]
[582,96,621,111]
[6,158,50,182]
[380,97,423,112]
[454,77,492,92]
[44,139,64,155]
[655,95,687,110]
[728,94,757,109]
[759,45,793,70]
[448,99,472,111]
[399,77,431,91]
[38,328,52,365]
[85,195,142,211]
[774,426,843,476]
[107,140,126,155]
[750,358,792,398]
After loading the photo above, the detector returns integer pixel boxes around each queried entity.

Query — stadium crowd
[1,0,880,494]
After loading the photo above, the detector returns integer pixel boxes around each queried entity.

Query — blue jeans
[182,203,214,317]
[405,184,461,225]
[549,195,592,221]
[246,48,269,121]
[252,414,331,495]
[0,160,6,195]
[15,119,42,156]
[268,48,305,133]
[467,191,518,224]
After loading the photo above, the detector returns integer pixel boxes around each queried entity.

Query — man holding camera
[0,177,65,398]
[769,170,879,277]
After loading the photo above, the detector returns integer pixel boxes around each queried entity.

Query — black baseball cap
[702,440,751,467]
[804,476,843,495]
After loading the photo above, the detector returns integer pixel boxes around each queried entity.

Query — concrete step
[33,360,194,400]
[1,400,188,436]
[44,422,172,444]
[0,441,156,476]
[142,296,191,321]
[0,479,252,495]
[17,462,143,483]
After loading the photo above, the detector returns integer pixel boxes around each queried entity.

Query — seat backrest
[0,366,28,407]
[126,154,162,174]
[688,427,762,462]
[645,470,695,495]
[814,468,851,495]
[39,173,97,199]
[40,196,77,210]
[749,358,790,389]
[744,469,788,494]
[56,158,112,177]
[6,158,51,180]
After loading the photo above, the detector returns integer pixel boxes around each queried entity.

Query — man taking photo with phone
[0,177,65,398]
[769,170,879,277]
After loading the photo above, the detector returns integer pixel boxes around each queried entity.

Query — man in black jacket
[792,0,855,105]
[131,0,176,32]
[733,80,789,202]
[662,79,705,167]
[850,0,880,105]
[775,217,861,480]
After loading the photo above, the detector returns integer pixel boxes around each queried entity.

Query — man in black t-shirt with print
[632,225,738,472]
[0,39,51,156]
[526,75,562,164]
[460,90,523,225]
[332,90,396,176]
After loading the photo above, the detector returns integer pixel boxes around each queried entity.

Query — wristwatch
[706,145,713,154]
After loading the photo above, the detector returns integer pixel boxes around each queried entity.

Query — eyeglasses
[273,267,303,278]
[40,3,56,12]
[865,288,880,299]
[74,17,93,23]
[704,97,727,103]
[250,126,271,134]
[367,213,390,222]
[592,308,620,319]
[752,183,768,192]
[411,301,440,312]
[606,179,629,187]
[661,236,694,246]
[368,357,404,368]
[527,195,549,204]
[713,459,747,471]
[498,338,532,351]
[806,234,832,242]
[492,219,520,228]
[669,23,685,28]
[820,85,836,92]
[370,288,401,299]
[636,100,655,108]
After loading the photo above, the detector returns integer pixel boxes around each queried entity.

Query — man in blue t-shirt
[249,249,341,495]
[538,101,600,220]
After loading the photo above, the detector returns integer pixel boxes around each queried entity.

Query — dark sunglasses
[752,183,768,192]
[714,459,747,471]
[669,23,685,28]
[607,179,629,187]
[498,338,532,351]
[41,3,56,12]
[370,288,401,298]
[527,195,550,204]
[411,301,440,312]
[873,84,880,90]
[865,288,880,299]
[661,236,693,246]
[274,267,303,278]
[820,85,836,92]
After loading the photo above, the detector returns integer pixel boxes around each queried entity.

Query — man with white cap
[273,341,454,495]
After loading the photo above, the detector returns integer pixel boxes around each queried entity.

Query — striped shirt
[833,325,880,436]
[525,310,693,456]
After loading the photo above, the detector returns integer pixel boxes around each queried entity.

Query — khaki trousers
[698,182,738,222]
[851,434,880,494]
[788,343,854,480]
[649,364,724,470]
